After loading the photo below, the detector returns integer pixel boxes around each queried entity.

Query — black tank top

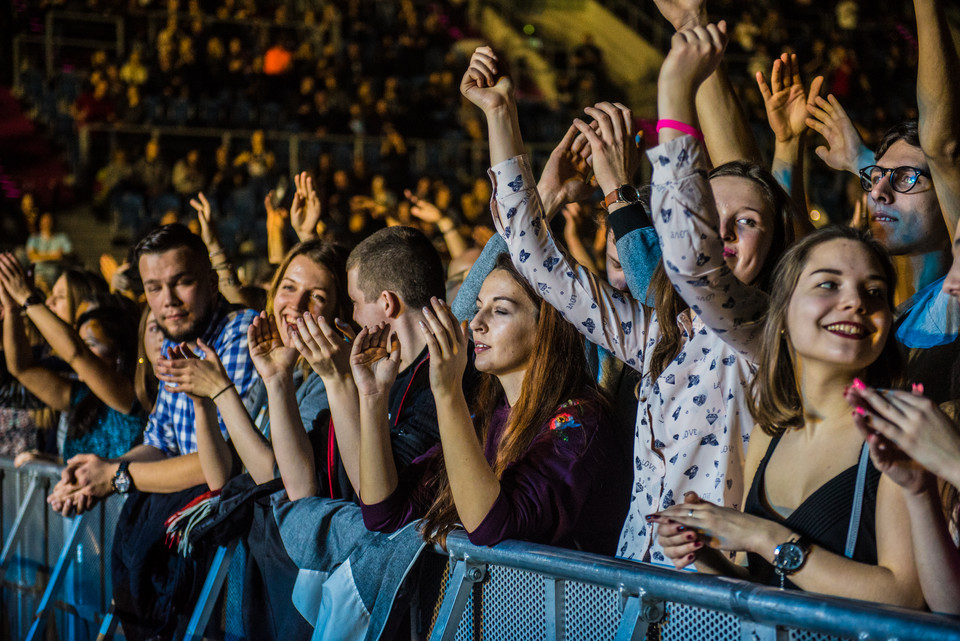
[743,433,881,588]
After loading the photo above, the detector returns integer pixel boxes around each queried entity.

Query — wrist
[672,10,707,31]
[753,522,795,561]
[437,217,456,234]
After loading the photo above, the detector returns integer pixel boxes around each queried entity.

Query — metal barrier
[0,456,121,641]
[424,533,960,641]
[3,456,958,640]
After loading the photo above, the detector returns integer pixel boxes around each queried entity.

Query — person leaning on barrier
[46,223,259,641]
[357,256,629,553]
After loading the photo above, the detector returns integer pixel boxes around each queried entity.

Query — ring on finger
[687,509,694,518]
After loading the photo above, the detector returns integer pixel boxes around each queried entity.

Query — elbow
[920,128,960,166]
[283,479,318,502]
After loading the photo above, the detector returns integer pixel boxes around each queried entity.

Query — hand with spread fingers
[291,171,322,241]
[350,322,401,398]
[155,340,232,400]
[805,94,872,175]
[845,380,960,491]
[287,312,355,380]
[757,53,824,144]
[460,46,514,114]
[247,312,300,382]
[418,297,469,397]
[403,190,444,225]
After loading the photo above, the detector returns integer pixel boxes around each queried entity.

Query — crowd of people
[2,0,960,638]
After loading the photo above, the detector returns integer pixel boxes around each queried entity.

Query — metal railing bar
[428,559,483,641]
[24,512,90,641]
[439,534,960,640]
[0,477,40,575]
[179,540,238,641]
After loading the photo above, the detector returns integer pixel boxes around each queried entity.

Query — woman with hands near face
[844,380,960,614]
[358,256,630,553]
[156,240,351,496]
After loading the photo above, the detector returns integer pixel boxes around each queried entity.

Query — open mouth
[474,342,490,353]
[871,213,898,223]
[722,248,737,258]
[824,322,869,339]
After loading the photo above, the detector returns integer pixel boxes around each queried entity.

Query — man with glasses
[860,123,959,404]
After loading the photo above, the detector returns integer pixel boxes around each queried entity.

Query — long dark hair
[647,161,797,381]
[419,255,600,547]
[66,296,140,439]
[748,226,902,435]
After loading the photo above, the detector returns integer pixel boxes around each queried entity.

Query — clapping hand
[350,322,401,398]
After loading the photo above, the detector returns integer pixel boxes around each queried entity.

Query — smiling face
[273,255,337,345]
[139,247,218,343]
[866,140,946,256]
[469,269,539,381]
[347,266,388,329]
[785,238,893,374]
[711,175,776,285]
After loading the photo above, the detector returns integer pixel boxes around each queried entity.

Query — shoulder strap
[844,442,871,558]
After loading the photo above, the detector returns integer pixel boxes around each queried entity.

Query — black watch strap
[21,292,45,311]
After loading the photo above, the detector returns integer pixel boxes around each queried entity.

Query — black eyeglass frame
[858,165,931,193]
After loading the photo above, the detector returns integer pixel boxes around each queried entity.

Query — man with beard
[47,223,258,640]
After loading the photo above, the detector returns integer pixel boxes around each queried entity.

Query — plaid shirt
[142,301,259,456]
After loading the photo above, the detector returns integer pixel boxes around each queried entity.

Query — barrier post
[180,540,238,641]
[428,559,486,641]
[24,511,90,641]
[0,477,40,575]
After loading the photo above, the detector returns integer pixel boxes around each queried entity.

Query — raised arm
[652,23,769,359]
[805,93,874,176]
[1,253,137,413]
[757,52,823,231]
[289,312,359,497]
[405,191,469,259]
[290,171,323,243]
[0,272,71,412]
[915,0,960,240]
[352,323,402,505]
[191,192,247,306]
[154,341,252,488]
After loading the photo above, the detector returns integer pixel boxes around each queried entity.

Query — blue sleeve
[451,233,507,323]
[608,203,661,306]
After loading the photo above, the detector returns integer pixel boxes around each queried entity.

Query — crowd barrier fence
[1,457,958,641]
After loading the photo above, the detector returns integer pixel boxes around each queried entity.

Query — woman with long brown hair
[356,255,629,552]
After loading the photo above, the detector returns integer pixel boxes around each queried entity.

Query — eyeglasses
[858,165,931,193]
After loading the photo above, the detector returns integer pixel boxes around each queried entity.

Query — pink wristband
[656,119,704,143]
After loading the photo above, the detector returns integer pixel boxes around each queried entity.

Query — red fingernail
[854,406,866,416]
[912,383,924,394]
[693,541,704,549]
[851,378,866,391]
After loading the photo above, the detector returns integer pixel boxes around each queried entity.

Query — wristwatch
[772,535,811,588]
[112,461,134,495]
[20,292,45,312]
[603,184,641,210]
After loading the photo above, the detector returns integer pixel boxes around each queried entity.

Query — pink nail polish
[854,406,866,416]
[912,383,925,395]
[851,378,866,391]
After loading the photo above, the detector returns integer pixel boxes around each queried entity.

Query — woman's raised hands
[419,297,469,397]
[247,312,300,382]
[805,93,872,174]
[460,46,514,114]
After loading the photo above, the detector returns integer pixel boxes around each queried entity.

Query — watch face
[776,542,805,572]
[114,471,131,494]
[618,185,640,203]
